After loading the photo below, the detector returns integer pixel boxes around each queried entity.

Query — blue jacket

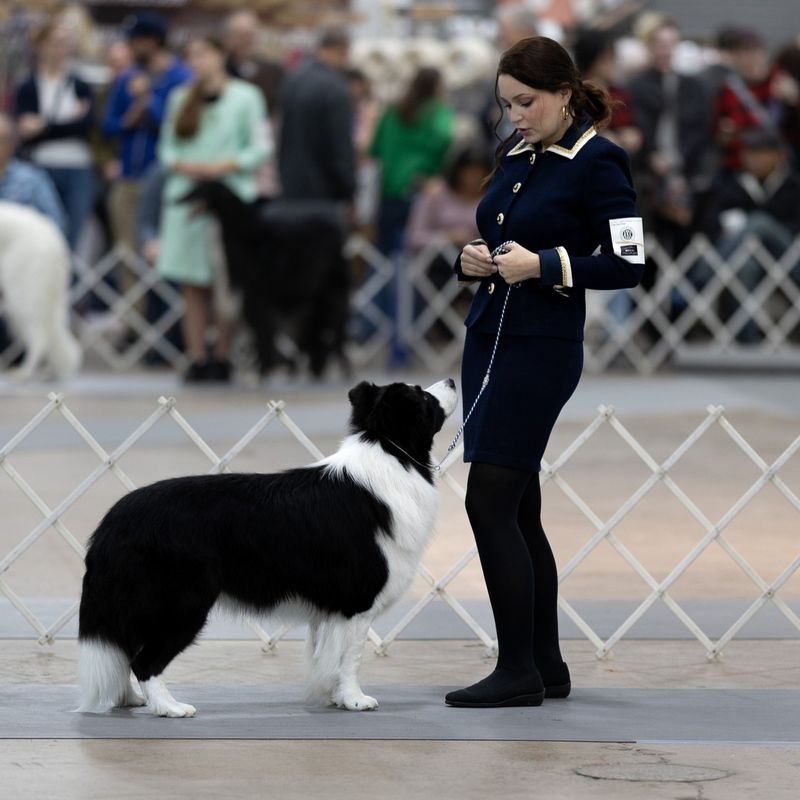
[455,116,644,340]
[102,58,191,180]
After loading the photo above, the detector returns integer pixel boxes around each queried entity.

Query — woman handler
[446,37,644,707]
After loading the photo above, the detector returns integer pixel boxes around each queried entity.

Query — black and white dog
[78,379,457,716]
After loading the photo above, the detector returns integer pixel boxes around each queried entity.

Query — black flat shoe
[183,360,208,383]
[445,669,545,708]
[205,358,232,383]
[541,661,571,699]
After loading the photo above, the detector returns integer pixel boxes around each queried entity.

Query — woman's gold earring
[562,105,569,121]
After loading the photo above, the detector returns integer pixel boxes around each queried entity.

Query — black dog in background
[181,182,351,378]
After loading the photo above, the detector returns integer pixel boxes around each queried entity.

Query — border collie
[78,379,457,716]
[0,202,81,381]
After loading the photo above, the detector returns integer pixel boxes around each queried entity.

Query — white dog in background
[0,201,82,381]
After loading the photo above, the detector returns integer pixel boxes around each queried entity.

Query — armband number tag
[609,217,645,264]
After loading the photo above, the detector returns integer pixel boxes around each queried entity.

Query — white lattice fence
[3,233,798,376]
[1,395,798,660]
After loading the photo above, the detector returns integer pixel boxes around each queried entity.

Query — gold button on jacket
[487,282,495,295]
[496,212,504,224]
[512,182,521,193]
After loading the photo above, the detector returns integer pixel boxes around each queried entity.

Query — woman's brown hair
[174,35,226,140]
[395,67,443,125]
[486,36,612,182]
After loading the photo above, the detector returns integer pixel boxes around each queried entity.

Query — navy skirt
[460,330,584,473]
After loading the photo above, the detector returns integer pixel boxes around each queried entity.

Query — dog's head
[347,379,457,478]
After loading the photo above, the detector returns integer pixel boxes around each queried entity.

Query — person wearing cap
[102,12,191,263]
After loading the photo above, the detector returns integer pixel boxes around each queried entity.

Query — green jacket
[370,100,454,199]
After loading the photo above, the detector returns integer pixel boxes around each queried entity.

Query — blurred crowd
[1,3,799,380]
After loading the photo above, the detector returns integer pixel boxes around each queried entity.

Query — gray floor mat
[1,685,797,743]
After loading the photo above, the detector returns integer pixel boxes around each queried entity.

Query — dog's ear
[348,381,378,410]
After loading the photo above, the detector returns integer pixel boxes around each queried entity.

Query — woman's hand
[493,242,540,284]
[460,242,497,278]
[18,114,46,139]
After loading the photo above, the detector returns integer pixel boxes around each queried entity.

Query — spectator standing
[629,16,712,256]
[370,67,454,256]
[224,10,281,198]
[14,21,94,251]
[156,35,269,383]
[712,29,784,173]
[572,28,642,157]
[369,66,454,365]
[278,28,355,205]
[224,10,284,118]
[102,12,191,259]
[0,112,66,231]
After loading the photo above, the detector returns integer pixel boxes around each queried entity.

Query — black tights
[465,461,563,676]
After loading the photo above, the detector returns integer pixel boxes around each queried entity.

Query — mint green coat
[156,79,270,286]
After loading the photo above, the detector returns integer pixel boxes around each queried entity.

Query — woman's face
[39,27,73,66]
[497,73,571,147]
[187,40,225,81]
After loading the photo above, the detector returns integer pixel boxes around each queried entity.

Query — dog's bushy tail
[77,564,132,712]
[77,639,131,712]
[48,306,82,378]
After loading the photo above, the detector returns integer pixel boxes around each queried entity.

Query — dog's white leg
[139,676,196,718]
[120,678,146,708]
[331,614,378,711]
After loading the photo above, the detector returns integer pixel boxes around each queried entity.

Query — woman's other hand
[460,242,496,278]
[493,242,540,284]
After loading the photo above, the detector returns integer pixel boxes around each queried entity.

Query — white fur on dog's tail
[77,640,131,712]
[48,306,82,379]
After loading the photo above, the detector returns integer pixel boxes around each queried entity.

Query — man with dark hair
[278,28,355,204]
[102,12,191,258]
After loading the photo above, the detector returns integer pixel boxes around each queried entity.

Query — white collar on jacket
[506,125,596,160]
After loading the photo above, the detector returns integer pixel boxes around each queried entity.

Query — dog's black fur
[180,182,350,377]
[78,380,450,687]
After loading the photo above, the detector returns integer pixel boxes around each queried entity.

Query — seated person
[405,147,489,266]
[701,127,800,341]
[0,112,67,234]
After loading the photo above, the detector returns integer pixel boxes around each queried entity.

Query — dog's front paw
[150,701,197,718]
[332,691,379,711]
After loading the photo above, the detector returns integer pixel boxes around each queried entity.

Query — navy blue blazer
[455,117,644,340]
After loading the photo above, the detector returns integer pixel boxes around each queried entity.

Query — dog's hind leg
[6,320,47,382]
[329,613,378,711]
[130,609,210,717]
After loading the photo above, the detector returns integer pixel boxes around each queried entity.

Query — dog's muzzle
[425,378,458,418]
